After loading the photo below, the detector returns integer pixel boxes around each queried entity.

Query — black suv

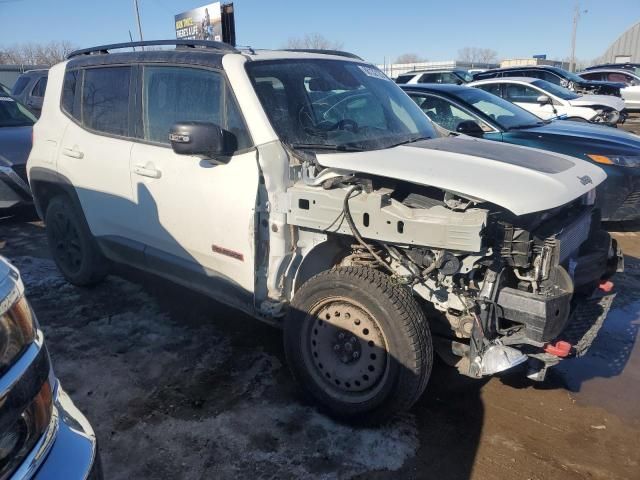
[473,65,624,97]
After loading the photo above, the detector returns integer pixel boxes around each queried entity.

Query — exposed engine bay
[287,161,624,380]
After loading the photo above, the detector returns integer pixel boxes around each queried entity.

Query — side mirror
[169,122,236,159]
[537,95,551,105]
[456,120,484,138]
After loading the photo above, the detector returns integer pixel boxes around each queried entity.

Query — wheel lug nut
[338,332,345,340]
[350,337,357,344]
[353,352,360,359]
[334,344,340,351]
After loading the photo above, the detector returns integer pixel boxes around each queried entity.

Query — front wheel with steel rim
[284,266,433,424]
[45,195,108,286]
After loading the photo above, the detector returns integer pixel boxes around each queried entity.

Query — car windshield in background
[458,71,474,82]
[0,93,36,127]
[246,60,436,152]
[551,67,584,84]
[456,88,544,130]
[531,80,580,100]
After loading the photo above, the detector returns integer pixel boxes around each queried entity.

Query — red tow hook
[599,280,614,293]
[544,341,572,358]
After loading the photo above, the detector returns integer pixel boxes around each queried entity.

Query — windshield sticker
[0,97,15,102]
[358,65,390,81]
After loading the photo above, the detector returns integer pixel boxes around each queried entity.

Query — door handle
[134,164,162,179]
[62,147,84,159]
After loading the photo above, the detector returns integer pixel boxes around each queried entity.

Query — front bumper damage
[489,231,623,381]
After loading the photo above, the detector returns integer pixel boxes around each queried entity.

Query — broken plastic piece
[480,344,528,376]
[544,340,572,357]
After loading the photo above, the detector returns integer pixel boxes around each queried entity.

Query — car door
[58,66,139,243]
[129,64,258,296]
[503,83,557,119]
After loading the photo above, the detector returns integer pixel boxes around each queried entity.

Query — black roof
[65,40,364,70]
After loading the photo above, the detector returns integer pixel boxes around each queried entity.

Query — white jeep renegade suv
[27,40,622,423]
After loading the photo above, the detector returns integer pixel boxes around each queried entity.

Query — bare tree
[0,41,77,66]
[395,53,427,64]
[283,33,343,50]
[457,47,498,64]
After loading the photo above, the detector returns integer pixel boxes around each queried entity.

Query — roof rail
[67,40,239,59]
[282,49,363,61]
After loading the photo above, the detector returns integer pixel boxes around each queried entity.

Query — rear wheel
[284,266,432,424]
[45,195,108,286]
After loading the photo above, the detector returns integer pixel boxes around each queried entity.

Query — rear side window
[475,83,503,97]
[142,65,251,151]
[11,76,31,95]
[31,77,48,98]
[394,74,415,84]
[61,70,81,120]
[82,67,131,136]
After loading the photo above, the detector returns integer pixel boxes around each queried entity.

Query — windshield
[455,88,544,130]
[0,93,36,127]
[531,80,580,100]
[551,67,584,83]
[457,71,474,82]
[246,59,437,151]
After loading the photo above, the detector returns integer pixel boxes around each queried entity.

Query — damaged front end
[286,156,623,382]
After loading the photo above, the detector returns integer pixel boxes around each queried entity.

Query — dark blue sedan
[0,88,34,213]
[401,84,640,221]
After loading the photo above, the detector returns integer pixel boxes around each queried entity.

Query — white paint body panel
[316,138,606,216]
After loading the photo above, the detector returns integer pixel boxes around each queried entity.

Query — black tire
[44,195,108,286]
[284,266,432,424]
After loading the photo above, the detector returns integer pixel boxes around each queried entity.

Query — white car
[27,40,621,423]
[468,77,626,126]
[578,68,640,112]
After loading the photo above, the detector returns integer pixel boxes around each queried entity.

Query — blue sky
[1,0,639,64]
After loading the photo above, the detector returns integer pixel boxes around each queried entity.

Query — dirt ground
[0,216,638,480]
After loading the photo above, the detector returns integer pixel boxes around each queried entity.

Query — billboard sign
[175,3,222,41]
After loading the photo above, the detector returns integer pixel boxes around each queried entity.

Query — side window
[475,83,503,97]
[439,73,462,84]
[32,77,48,98]
[61,70,81,121]
[82,67,131,136]
[142,66,251,151]
[410,93,490,132]
[608,72,631,83]
[580,72,602,81]
[539,71,561,84]
[11,76,31,96]
[418,73,440,83]
[394,74,415,84]
[504,84,541,103]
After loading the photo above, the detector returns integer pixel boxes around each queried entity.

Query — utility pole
[133,0,145,50]
[569,2,587,72]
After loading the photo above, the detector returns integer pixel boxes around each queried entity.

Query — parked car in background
[473,65,625,97]
[394,68,473,85]
[28,40,622,422]
[584,63,640,75]
[578,68,640,111]
[0,89,35,213]
[468,77,626,126]
[0,256,102,478]
[402,83,640,221]
[11,69,48,117]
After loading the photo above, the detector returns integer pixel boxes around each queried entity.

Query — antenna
[133,0,145,51]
